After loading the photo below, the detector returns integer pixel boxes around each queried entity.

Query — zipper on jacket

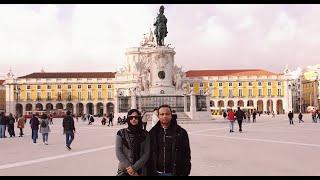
[163,128,166,173]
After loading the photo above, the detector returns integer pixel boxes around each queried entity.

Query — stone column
[83,104,87,114]
[183,95,187,112]
[206,94,211,115]
[6,84,15,115]
[273,100,277,114]
[190,93,196,119]
[131,94,137,109]
[263,100,267,113]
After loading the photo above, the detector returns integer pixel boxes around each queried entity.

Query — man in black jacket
[235,107,246,133]
[63,111,76,150]
[147,105,191,176]
[288,111,294,125]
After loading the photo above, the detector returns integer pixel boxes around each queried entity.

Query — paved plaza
[0,114,320,176]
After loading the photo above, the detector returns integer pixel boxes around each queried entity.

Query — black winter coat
[147,120,191,176]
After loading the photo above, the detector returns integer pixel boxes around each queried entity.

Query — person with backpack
[40,114,51,145]
[7,113,16,137]
[30,114,40,144]
[115,109,150,176]
[63,111,76,150]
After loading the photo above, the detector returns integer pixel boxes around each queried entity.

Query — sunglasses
[128,116,141,120]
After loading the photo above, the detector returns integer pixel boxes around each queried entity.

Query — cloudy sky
[0,4,319,78]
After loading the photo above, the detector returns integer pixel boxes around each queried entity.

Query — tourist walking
[252,110,257,123]
[227,109,235,133]
[115,109,150,176]
[39,114,51,145]
[17,115,26,137]
[312,111,317,123]
[7,113,16,137]
[235,107,246,133]
[0,112,7,138]
[298,112,304,123]
[30,114,40,144]
[288,111,294,125]
[63,111,76,150]
[147,105,191,176]
[108,112,114,126]
[272,111,275,118]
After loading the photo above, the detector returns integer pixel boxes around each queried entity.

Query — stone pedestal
[149,47,176,95]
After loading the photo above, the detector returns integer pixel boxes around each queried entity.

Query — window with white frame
[219,89,223,97]
[37,85,41,90]
[27,92,31,100]
[37,92,41,100]
[98,85,102,89]
[268,89,272,96]
[278,81,281,86]
[67,91,72,100]
[200,83,203,87]
[258,89,262,96]
[229,89,233,97]
[219,82,223,87]
[239,89,243,97]
[108,91,113,99]
[229,82,233,87]
[108,85,112,89]
[258,81,262,86]
[200,89,204,95]
[68,85,72,89]
[88,85,92,89]
[248,82,253,86]
[239,82,242,87]
[57,85,61,89]
[78,91,82,100]
[277,89,282,96]
[47,92,51,100]
[249,89,253,97]
[268,82,272,86]
[98,91,102,100]
[88,91,92,100]
[78,85,82,89]
[27,85,31,90]
[47,85,51,90]
[209,82,213,87]
[190,83,193,87]
[57,92,62,100]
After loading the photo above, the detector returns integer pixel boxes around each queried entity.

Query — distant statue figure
[154,5,168,46]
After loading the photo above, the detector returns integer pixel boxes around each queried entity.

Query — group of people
[224,108,258,133]
[0,113,26,138]
[288,110,320,125]
[1,111,76,151]
[115,105,191,176]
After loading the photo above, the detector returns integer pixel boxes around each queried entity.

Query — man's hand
[126,166,137,176]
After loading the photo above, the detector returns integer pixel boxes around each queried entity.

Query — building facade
[5,72,116,117]
[185,70,291,115]
[301,66,320,112]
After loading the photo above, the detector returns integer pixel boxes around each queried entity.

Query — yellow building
[6,72,116,116]
[185,69,288,115]
[301,70,320,111]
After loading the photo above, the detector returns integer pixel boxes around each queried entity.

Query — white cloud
[1,4,320,77]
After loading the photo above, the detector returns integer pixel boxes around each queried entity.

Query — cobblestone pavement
[0,114,319,176]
